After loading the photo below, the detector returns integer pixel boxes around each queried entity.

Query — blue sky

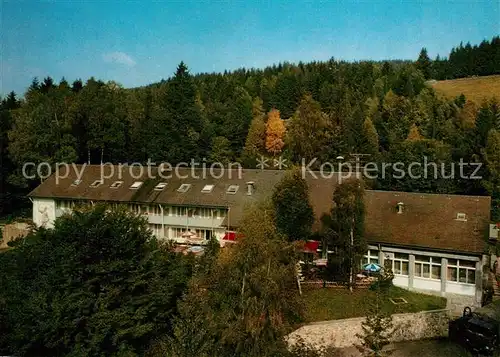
[1,0,499,96]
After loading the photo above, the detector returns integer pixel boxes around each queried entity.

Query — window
[177,184,191,193]
[456,213,467,221]
[414,255,441,280]
[447,259,476,284]
[227,185,239,194]
[154,182,167,191]
[387,252,409,276]
[90,180,103,188]
[130,181,143,189]
[110,181,123,188]
[362,250,379,266]
[71,179,82,187]
[201,184,214,193]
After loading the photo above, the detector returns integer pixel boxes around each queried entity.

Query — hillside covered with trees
[1,36,499,220]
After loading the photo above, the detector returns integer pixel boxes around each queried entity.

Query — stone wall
[0,222,31,249]
[287,309,451,350]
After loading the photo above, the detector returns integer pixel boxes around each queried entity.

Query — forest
[0,36,499,220]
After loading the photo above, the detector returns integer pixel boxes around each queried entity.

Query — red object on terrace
[303,240,320,253]
[223,232,237,241]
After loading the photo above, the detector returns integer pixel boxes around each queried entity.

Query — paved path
[335,339,473,357]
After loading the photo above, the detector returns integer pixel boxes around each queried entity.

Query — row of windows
[362,250,476,285]
[73,179,240,195]
[55,200,226,218]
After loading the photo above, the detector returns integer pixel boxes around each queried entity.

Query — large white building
[29,165,494,306]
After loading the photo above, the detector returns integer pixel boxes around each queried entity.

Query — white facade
[32,198,57,228]
[363,245,484,304]
[32,198,230,243]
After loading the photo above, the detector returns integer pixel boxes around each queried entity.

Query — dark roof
[28,165,287,228]
[364,190,491,254]
[29,165,491,254]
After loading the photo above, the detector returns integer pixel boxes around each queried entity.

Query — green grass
[302,285,447,322]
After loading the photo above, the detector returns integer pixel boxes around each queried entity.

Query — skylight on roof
[90,180,103,188]
[177,184,191,193]
[456,213,467,221]
[71,179,82,187]
[110,181,123,188]
[154,182,167,191]
[130,181,143,189]
[202,184,214,193]
[227,185,239,194]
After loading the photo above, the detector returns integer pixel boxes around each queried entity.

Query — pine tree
[163,62,204,162]
[483,129,500,221]
[265,108,286,156]
[356,287,394,357]
[416,48,432,79]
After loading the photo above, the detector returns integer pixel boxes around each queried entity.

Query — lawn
[430,74,500,104]
[302,285,447,322]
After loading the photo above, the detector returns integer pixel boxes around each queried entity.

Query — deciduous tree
[272,167,314,241]
[265,108,286,156]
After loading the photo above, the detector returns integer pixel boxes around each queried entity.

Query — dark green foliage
[432,36,500,79]
[0,206,193,356]
[416,48,432,79]
[323,179,367,285]
[272,168,315,241]
[2,36,500,221]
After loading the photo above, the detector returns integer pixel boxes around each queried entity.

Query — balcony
[144,213,226,228]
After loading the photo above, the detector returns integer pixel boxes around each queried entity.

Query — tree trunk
[350,218,354,292]
[100,147,104,164]
[87,146,91,164]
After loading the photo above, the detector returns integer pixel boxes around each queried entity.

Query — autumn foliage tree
[265,108,286,156]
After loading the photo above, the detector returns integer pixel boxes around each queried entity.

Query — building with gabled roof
[28,165,493,305]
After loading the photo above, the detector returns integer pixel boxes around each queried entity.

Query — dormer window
[227,185,239,194]
[110,181,123,189]
[177,184,191,193]
[71,179,82,187]
[154,182,167,191]
[90,180,103,188]
[456,213,467,221]
[130,181,143,189]
[201,184,214,193]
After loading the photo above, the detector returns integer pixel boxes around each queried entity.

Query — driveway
[337,338,473,357]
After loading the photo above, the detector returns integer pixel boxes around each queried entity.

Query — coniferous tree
[163,62,204,162]
[416,48,432,79]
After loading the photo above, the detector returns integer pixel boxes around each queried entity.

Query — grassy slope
[430,75,500,104]
[302,286,447,322]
